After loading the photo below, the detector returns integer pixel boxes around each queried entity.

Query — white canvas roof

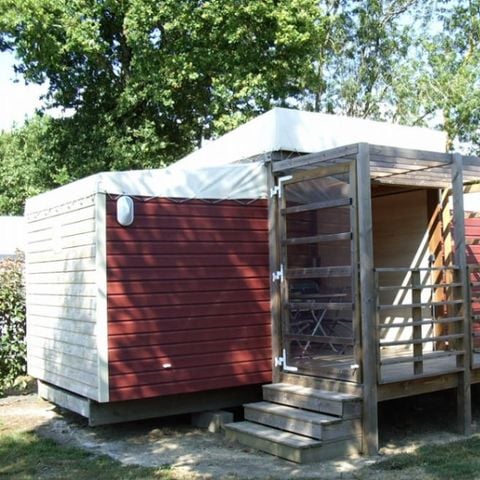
[25,162,268,215]
[26,107,449,215]
[174,107,448,169]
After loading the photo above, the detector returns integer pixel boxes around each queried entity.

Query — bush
[0,251,26,395]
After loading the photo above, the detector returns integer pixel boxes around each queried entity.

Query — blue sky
[0,51,50,131]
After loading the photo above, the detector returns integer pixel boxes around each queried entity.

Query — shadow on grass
[371,435,480,480]
[0,431,172,480]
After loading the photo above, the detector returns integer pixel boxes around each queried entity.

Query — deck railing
[374,266,466,383]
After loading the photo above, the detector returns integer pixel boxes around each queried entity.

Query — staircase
[225,382,363,463]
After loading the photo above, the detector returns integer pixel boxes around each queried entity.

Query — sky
[0,51,50,132]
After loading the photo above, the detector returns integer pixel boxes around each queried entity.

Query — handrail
[374,265,465,383]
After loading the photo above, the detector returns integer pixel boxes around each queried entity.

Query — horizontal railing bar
[380,333,464,347]
[378,282,462,291]
[379,368,464,385]
[375,266,459,273]
[378,300,463,310]
[283,231,351,246]
[287,266,352,279]
[288,301,353,311]
[281,197,351,215]
[378,317,463,329]
[468,264,480,270]
[284,333,353,345]
[380,350,465,366]
[472,315,480,321]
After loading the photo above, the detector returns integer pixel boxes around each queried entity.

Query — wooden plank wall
[106,198,272,402]
[26,195,99,400]
[465,212,480,347]
[372,189,433,346]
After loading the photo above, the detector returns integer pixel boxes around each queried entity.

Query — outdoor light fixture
[116,195,134,226]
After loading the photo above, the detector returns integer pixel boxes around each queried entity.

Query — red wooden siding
[106,197,271,402]
[466,215,480,347]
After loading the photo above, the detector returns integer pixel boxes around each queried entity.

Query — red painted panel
[109,227,268,243]
[108,266,270,281]
[108,241,269,256]
[108,336,271,362]
[107,253,268,269]
[108,288,270,308]
[108,300,271,321]
[107,197,272,401]
[109,348,272,375]
[465,216,480,347]
[109,324,270,349]
[106,215,267,231]
[108,277,269,295]
[109,371,272,402]
[108,312,269,335]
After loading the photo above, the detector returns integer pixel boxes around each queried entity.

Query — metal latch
[269,175,293,198]
[275,349,298,372]
[272,264,284,282]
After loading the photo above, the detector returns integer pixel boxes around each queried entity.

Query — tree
[0,0,325,172]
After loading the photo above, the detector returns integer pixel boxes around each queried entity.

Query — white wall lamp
[116,196,134,226]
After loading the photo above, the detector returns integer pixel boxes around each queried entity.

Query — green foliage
[0,252,26,395]
[0,0,324,189]
[0,0,480,217]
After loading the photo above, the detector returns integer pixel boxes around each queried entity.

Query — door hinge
[275,349,298,372]
[272,264,284,282]
[270,175,293,198]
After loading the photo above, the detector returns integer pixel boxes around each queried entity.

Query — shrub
[0,251,26,394]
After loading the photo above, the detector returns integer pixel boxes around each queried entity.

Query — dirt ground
[1,389,479,479]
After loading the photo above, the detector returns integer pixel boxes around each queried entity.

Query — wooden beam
[370,145,451,164]
[451,152,472,435]
[372,176,450,188]
[272,144,358,173]
[267,161,282,383]
[286,266,352,279]
[281,197,351,215]
[356,143,379,455]
[284,231,351,246]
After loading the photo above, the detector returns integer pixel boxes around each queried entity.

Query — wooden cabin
[25,108,480,462]
[25,163,272,424]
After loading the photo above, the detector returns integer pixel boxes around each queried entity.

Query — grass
[0,430,172,480]
[364,434,480,480]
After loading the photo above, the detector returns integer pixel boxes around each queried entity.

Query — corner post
[356,143,379,454]
[95,192,109,403]
[266,159,282,383]
[451,152,472,435]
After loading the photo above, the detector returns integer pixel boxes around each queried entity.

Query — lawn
[357,435,480,480]
[0,428,172,480]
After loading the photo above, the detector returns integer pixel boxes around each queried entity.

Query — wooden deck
[288,352,480,401]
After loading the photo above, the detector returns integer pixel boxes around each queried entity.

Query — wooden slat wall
[465,214,480,347]
[26,195,99,400]
[372,189,433,346]
[106,198,271,402]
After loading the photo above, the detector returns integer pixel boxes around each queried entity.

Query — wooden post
[267,159,282,383]
[451,152,472,435]
[411,269,423,375]
[356,143,379,454]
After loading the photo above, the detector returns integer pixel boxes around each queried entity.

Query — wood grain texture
[106,197,272,400]
[26,195,99,400]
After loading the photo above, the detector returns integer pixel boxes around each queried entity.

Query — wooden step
[225,421,361,463]
[280,372,363,396]
[263,383,361,419]
[244,401,361,441]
